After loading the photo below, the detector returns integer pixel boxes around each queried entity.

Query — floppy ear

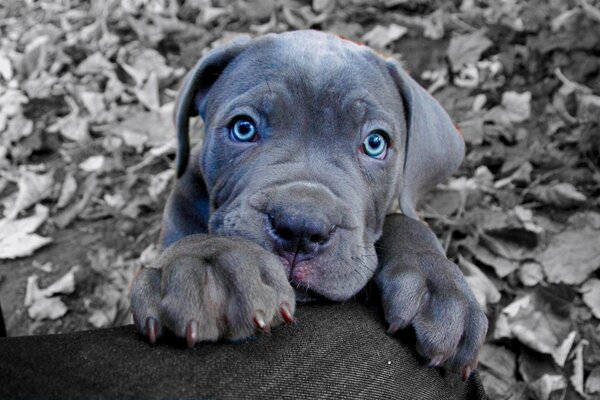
[174,36,252,178]
[386,59,465,220]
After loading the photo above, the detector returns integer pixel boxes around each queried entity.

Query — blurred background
[1,0,599,398]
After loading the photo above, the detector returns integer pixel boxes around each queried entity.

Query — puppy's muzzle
[266,208,335,263]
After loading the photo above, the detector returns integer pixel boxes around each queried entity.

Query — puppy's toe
[445,306,488,377]
[130,267,164,344]
[377,262,427,333]
[160,256,224,342]
[412,293,467,366]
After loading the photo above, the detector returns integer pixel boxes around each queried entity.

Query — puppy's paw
[130,234,295,346]
[376,252,488,379]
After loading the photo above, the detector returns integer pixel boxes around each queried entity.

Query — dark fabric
[0,301,486,399]
[0,301,5,337]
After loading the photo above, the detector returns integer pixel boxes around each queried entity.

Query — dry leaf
[528,374,567,400]
[27,296,67,320]
[539,226,600,285]
[485,91,531,125]
[362,24,407,49]
[56,172,78,209]
[79,155,105,172]
[586,366,600,395]
[76,52,115,75]
[459,256,501,312]
[0,53,14,80]
[495,292,575,366]
[518,261,545,287]
[148,169,174,202]
[469,244,520,278]
[447,30,492,71]
[53,112,91,143]
[5,169,54,219]
[22,35,50,78]
[570,340,586,396]
[533,182,587,208]
[0,204,52,259]
[581,278,600,319]
[135,72,160,111]
[79,91,106,117]
[24,266,78,321]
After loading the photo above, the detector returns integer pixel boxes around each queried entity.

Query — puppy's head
[175,31,463,301]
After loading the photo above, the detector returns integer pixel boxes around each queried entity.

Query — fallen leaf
[76,52,115,75]
[24,266,78,321]
[459,256,501,312]
[53,173,98,229]
[0,88,28,118]
[0,53,13,80]
[570,340,586,397]
[56,171,78,209]
[5,169,54,219]
[79,155,105,172]
[586,366,600,395]
[202,7,228,24]
[457,117,484,145]
[533,182,587,208]
[528,374,567,400]
[539,226,600,285]
[148,169,174,202]
[518,261,545,287]
[24,266,78,306]
[116,110,172,149]
[501,91,531,123]
[581,278,600,319]
[362,24,407,49]
[447,30,492,71]
[134,72,160,111]
[479,344,517,381]
[485,91,532,125]
[53,112,91,143]
[27,296,67,320]
[22,35,50,78]
[79,91,106,117]
[469,244,521,278]
[480,347,527,398]
[495,289,575,366]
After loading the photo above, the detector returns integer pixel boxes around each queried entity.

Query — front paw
[130,234,295,346]
[376,252,488,379]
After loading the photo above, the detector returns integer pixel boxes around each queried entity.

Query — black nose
[267,212,334,258]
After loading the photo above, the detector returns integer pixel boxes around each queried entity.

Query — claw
[145,317,159,345]
[280,303,295,324]
[387,321,402,335]
[253,311,269,333]
[461,365,472,381]
[186,320,199,349]
[429,354,445,368]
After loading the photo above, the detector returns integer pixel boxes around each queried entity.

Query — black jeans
[0,301,486,399]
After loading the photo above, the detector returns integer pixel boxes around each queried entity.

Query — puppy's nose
[267,212,334,258]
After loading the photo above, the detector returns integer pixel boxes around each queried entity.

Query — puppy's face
[195,32,406,301]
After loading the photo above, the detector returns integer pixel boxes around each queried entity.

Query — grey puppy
[131,30,487,379]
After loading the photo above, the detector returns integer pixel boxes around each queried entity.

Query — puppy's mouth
[278,254,326,302]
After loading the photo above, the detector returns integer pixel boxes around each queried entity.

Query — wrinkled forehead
[206,32,403,119]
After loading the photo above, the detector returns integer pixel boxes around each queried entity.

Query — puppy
[131,30,487,379]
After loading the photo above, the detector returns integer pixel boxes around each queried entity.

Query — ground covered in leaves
[1,0,599,399]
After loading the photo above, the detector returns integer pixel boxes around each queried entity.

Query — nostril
[277,227,295,242]
[309,233,327,245]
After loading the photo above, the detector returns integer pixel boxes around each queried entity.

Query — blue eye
[230,117,258,142]
[362,130,388,159]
